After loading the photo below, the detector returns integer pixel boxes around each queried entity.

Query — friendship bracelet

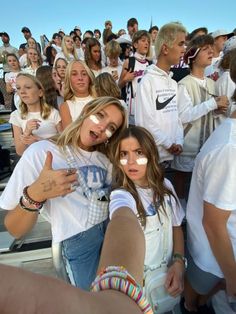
[91,266,153,314]
[172,253,188,269]
[23,186,46,207]
[19,196,41,212]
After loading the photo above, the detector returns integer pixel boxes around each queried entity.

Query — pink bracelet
[91,266,153,314]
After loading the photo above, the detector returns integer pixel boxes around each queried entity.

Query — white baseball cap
[116,34,132,44]
[211,29,234,39]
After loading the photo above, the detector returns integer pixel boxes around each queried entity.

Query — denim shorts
[62,219,108,290]
[186,249,221,295]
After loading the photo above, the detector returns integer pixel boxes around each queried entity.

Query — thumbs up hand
[27,151,78,202]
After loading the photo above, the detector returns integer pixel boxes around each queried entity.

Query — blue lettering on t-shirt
[79,165,107,187]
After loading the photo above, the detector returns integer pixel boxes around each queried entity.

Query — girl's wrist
[27,184,47,203]
[172,253,187,269]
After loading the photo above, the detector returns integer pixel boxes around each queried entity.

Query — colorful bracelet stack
[19,186,46,212]
[90,266,153,314]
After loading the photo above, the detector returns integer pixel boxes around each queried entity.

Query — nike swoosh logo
[156,94,176,110]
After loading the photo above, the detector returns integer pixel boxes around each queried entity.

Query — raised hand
[215,95,229,114]
[28,151,78,202]
[24,119,41,136]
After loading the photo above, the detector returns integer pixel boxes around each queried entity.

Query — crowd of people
[0,18,236,314]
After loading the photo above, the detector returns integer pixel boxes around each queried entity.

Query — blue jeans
[62,219,108,290]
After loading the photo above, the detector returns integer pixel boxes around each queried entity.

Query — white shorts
[171,155,195,172]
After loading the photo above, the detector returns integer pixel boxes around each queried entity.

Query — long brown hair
[84,38,102,69]
[36,66,58,109]
[113,126,176,227]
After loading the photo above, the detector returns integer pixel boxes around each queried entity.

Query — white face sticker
[136,157,148,165]
[89,114,99,124]
[90,114,112,138]
[120,159,128,165]
[105,129,112,138]
[120,157,148,165]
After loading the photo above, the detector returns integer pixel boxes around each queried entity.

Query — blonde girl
[2,96,127,290]
[9,73,62,155]
[54,35,78,63]
[23,47,43,76]
[59,60,96,129]
[4,53,21,110]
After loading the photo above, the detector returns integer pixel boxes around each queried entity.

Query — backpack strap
[127,56,136,99]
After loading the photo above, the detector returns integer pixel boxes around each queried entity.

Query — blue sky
[2,0,236,49]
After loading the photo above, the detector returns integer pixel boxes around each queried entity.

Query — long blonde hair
[54,96,127,157]
[17,73,52,119]
[63,60,96,100]
[61,35,78,61]
[113,126,176,227]
[26,47,43,67]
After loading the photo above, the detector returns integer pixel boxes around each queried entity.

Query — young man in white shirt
[184,68,236,313]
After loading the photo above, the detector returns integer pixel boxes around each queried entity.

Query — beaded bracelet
[19,196,41,212]
[23,186,46,207]
[90,266,153,314]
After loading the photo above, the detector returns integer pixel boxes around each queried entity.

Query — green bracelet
[172,253,188,268]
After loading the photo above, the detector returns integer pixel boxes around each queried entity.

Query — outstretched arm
[0,207,145,314]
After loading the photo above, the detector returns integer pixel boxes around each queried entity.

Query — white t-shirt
[187,118,236,277]
[109,179,184,268]
[22,66,37,76]
[126,58,150,124]
[52,44,62,53]
[0,140,112,243]
[204,52,223,80]
[215,70,236,127]
[4,71,21,109]
[54,51,76,63]
[19,53,27,68]
[9,108,61,139]
[66,95,94,122]
[101,65,122,84]
[91,69,102,78]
